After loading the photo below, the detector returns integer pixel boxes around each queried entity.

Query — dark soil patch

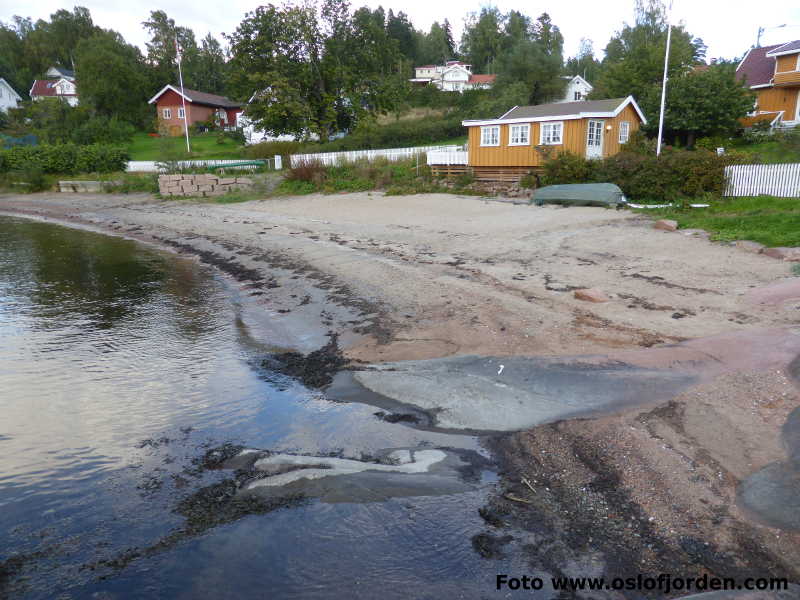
[622,272,721,295]
[471,532,513,558]
[265,333,348,388]
[374,411,420,424]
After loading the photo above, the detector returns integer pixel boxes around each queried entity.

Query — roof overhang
[750,83,773,89]
[148,84,190,105]
[463,96,646,127]
[766,44,800,57]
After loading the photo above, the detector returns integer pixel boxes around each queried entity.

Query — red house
[148,85,243,136]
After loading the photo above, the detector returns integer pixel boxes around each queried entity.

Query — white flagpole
[656,0,673,156]
[176,36,191,154]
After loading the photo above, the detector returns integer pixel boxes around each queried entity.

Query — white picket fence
[427,151,468,166]
[126,158,279,173]
[725,163,800,197]
[289,145,460,168]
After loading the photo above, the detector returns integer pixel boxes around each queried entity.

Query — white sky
[3,0,800,62]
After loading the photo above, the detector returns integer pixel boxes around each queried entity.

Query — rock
[735,240,766,254]
[574,288,610,303]
[681,228,709,238]
[654,219,678,232]
[763,247,800,261]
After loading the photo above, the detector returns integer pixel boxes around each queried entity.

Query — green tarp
[532,183,626,208]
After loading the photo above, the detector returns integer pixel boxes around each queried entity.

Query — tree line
[0,0,754,146]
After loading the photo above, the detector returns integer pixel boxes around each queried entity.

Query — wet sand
[2,190,799,593]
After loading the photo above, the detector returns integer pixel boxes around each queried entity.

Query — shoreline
[2,191,799,594]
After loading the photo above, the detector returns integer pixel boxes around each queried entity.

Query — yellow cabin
[454,96,646,181]
[737,40,800,127]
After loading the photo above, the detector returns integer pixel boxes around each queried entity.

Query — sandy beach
[2,190,799,589]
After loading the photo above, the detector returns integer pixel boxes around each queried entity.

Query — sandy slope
[2,190,799,590]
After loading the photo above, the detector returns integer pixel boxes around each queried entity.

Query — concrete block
[198,185,213,192]
[218,178,236,185]
[236,177,253,185]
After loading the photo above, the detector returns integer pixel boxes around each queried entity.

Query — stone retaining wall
[158,174,254,197]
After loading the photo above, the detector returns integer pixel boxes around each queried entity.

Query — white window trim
[162,108,171,119]
[178,107,185,119]
[619,121,630,144]
[480,125,500,147]
[539,121,563,145]
[509,123,530,146]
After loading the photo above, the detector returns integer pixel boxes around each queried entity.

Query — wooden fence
[426,151,468,165]
[725,163,800,197]
[289,145,460,168]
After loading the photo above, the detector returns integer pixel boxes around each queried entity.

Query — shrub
[244,140,304,160]
[0,144,129,174]
[542,148,743,203]
[285,160,326,183]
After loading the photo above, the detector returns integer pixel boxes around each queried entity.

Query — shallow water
[0,217,517,599]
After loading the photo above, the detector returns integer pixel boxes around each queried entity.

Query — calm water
[0,216,521,599]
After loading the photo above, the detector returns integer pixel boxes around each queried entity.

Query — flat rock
[744,278,800,305]
[654,219,678,231]
[681,228,709,238]
[574,288,610,303]
[763,247,800,261]
[735,240,766,254]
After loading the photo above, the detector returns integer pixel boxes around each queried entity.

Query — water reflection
[0,217,497,600]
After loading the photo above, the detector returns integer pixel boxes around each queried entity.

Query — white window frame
[509,123,530,146]
[178,107,185,119]
[480,125,500,147]
[539,121,563,145]
[162,108,171,119]
[619,121,630,144]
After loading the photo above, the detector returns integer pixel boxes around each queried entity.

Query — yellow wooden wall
[466,104,642,167]
[756,87,799,116]
[776,54,799,72]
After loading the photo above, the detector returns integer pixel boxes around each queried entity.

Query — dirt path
[2,190,799,594]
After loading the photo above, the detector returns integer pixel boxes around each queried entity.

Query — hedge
[541,149,750,203]
[0,144,129,174]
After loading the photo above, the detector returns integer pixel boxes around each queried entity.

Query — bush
[286,160,327,183]
[0,144,129,174]
[542,148,745,203]
[244,140,304,160]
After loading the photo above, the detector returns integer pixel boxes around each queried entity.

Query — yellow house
[737,40,800,127]
[457,96,646,181]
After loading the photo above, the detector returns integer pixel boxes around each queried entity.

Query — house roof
[468,74,496,84]
[47,66,75,79]
[736,43,782,87]
[30,78,77,97]
[462,96,646,127]
[148,84,242,108]
[0,78,22,101]
[766,40,800,57]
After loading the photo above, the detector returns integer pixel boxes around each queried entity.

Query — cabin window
[178,107,185,119]
[619,121,630,144]
[540,121,563,145]
[162,108,171,119]
[480,125,500,147]
[509,124,530,146]
[574,91,582,101]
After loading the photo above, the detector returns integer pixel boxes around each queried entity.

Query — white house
[45,66,76,81]
[0,78,22,112]
[410,60,496,92]
[559,75,593,103]
[30,77,79,107]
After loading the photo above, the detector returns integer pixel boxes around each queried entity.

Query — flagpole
[176,36,191,154]
[656,0,673,156]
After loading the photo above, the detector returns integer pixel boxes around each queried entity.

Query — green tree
[193,34,228,95]
[142,10,199,89]
[386,10,416,63]
[656,63,755,146]
[74,31,150,125]
[460,7,504,73]
[593,0,706,123]
[226,0,406,140]
[565,38,601,82]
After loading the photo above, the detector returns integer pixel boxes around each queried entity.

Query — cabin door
[586,120,604,159]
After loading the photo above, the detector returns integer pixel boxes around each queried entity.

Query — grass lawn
[635,196,800,247]
[729,139,800,164]
[128,132,245,161]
